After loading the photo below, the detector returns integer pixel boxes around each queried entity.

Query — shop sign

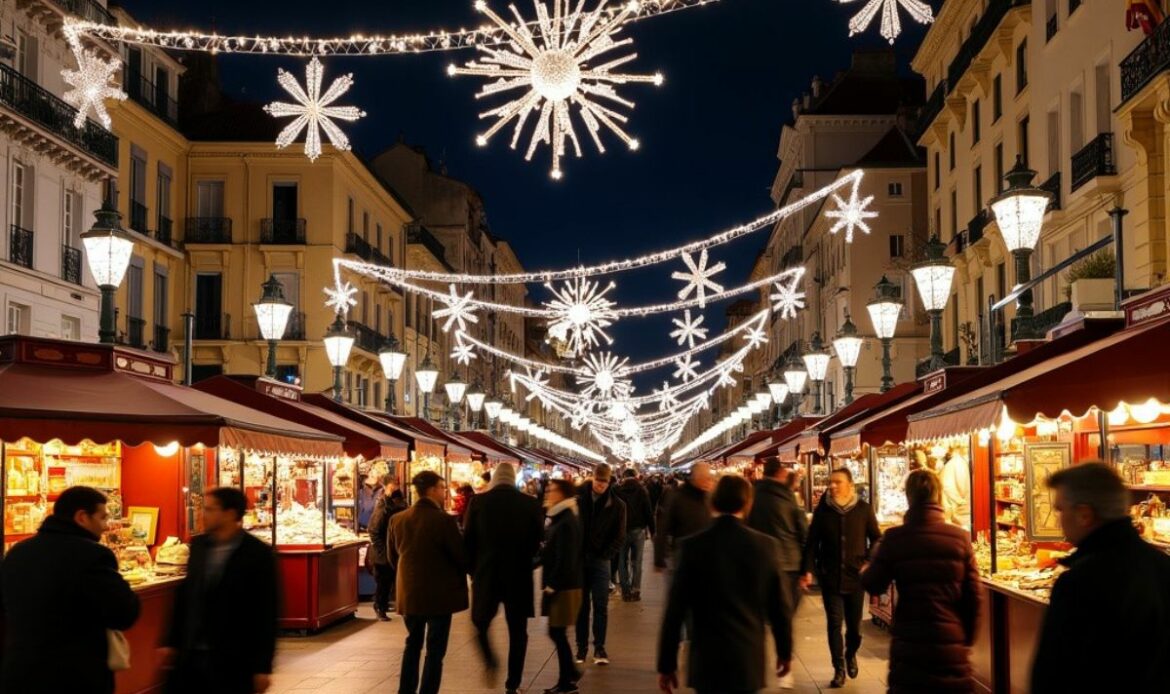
[923,372,947,394]
[256,376,302,401]
[1124,285,1170,327]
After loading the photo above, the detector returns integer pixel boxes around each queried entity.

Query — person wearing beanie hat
[464,461,545,694]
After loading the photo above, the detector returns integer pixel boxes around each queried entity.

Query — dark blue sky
[120,0,928,377]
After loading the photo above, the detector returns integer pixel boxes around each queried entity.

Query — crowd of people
[3,457,1170,693]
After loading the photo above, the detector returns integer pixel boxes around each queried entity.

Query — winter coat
[577,486,627,562]
[165,532,280,693]
[0,516,140,694]
[389,498,469,616]
[368,492,408,566]
[657,516,794,692]
[747,478,808,573]
[541,500,584,591]
[653,482,711,569]
[803,494,881,594]
[860,505,981,693]
[464,484,544,621]
[613,478,656,534]
[1031,518,1170,693]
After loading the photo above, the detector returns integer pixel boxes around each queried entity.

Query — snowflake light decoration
[324,280,359,315]
[669,309,708,348]
[62,47,126,130]
[842,0,934,44]
[654,381,679,413]
[522,367,551,403]
[744,325,769,350]
[434,284,480,333]
[672,354,700,383]
[448,0,663,179]
[770,280,806,320]
[264,56,367,162]
[578,352,630,399]
[825,188,878,242]
[672,249,725,308]
[716,367,737,389]
[544,277,617,355]
[451,337,477,366]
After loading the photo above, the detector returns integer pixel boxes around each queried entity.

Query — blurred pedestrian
[657,475,793,694]
[540,479,585,694]
[747,457,808,689]
[464,463,544,694]
[162,487,279,694]
[653,462,715,573]
[454,483,475,528]
[803,467,881,688]
[1031,462,1170,693]
[1,486,140,694]
[861,469,981,693]
[575,463,626,666]
[391,471,468,694]
[368,475,408,621]
[613,468,655,601]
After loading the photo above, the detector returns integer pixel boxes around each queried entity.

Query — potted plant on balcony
[1063,249,1116,312]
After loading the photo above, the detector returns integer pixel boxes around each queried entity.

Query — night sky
[118,0,928,385]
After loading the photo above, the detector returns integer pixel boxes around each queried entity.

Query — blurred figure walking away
[653,462,714,573]
[613,468,655,601]
[540,479,585,694]
[368,475,408,621]
[464,463,544,694]
[861,470,981,693]
[657,475,793,694]
[575,463,626,666]
[162,487,279,694]
[391,471,468,694]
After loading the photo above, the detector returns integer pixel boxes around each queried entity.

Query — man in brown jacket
[390,471,468,694]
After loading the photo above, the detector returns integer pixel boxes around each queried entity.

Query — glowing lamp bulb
[595,369,615,393]
[153,441,180,457]
[567,302,592,326]
[1107,403,1129,427]
[530,50,580,101]
[1131,398,1161,425]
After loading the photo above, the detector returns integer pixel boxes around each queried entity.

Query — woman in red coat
[861,469,982,693]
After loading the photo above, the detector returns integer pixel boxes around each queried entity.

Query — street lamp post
[444,374,467,431]
[484,390,504,436]
[466,380,486,429]
[911,236,956,373]
[378,334,407,414]
[833,314,863,405]
[414,349,439,422]
[866,275,903,393]
[783,354,808,418]
[323,312,355,402]
[253,275,293,379]
[990,156,1053,341]
[803,333,831,415]
[80,186,135,344]
[767,373,790,428]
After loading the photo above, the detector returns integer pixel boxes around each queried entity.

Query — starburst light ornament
[578,352,630,399]
[672,249,725,308]
[264,56,366,162]
[324,280,359,315]
[825,188,878,242]
[744,325,768,350]
[451,337,477,366]
[842,0,934,44]
[544,277,617,356]
[448,0,664,179]
[654,381,680,413]
[62,47,126,130]
[672,354,700,382]
[669,309,708,348]
[770,280,806,320]
[434,284,480,333]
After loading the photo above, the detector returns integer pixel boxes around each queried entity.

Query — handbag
[107,629,131,671]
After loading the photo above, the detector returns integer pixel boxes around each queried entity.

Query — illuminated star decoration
[448,0,664,179]
[672,249,726,308]
[842,0,934,44]
[522,367,551,404]
[770,280,806,320]
[669,309,708,348]
[61,47,126,129]
[578,351,630,399]
[264,56,367,162]
[323,280,359,315]
[451,336,477,366]
[654,381,679,413]
[716,367,737,389]
[544,276,617,356]
[825,187,878,242]
[672,354,700,382]
[434,284,480,333]
[744,325,769,350]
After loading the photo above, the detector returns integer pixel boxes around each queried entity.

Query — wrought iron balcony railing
[129,200,148,234]
[61,244,81,284]
[0,62,116,166]
[123,70,178,126]
[1070,132,1117,192]
[1121,15,1170,103]
[1046,14,1058,42]
[9,225,33,269]
[407,223,447,263]
[345,232,393,267]
[261,218,307,244]
[51,0,114,25]
[1039,172,1062,211]
[347,320,384,354]
[156,215,173,246]
[152,324,170,353]
[184,217,232,244]
[193,313,231,340]
[126,316,146,349]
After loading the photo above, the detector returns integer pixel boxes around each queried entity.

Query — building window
[994,143,1006,194]
[1047,108,1060,177]
[11,160,28,229]
[934,151,941,189]
[1018,115,1030,166]
[275,364,300,385]
[972,99,981,145]
[934,208,942,238]
[889,235,905,258]
[196,181,225,217]
[373,382,382,409]
[63,188,81,248]
[888,181,904,197]
[157,169,172,225]
[993,74,1003,122]
[376,223,384,253]
[949,132,956,170]
[974,165,983,211]
[61,315,80,341]
[996,262,1006,300]
[15,30,36,80]
[1017,39,1028,93]
[347,198,355,234]
[362,211,370,241]
[950,189,958,241]
[6,302,29,335]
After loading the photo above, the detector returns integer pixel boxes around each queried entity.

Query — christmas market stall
[375,416,473,503]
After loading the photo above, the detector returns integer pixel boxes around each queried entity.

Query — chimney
[811,75,823,98]
[802,92,811,110]
[792,97,802,119]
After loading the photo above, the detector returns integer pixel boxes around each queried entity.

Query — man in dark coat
[658,475,793,694]
[391,471,468,694]
[464,463,544,694]
[1,486,140,694]
[575,463,626,666]
[653,461,714,571]
[1031,462,1170,693]
[862,469,981,693]
[613,468,655,601]
[368,475,407,621]
[163,487,279,694]
[803,467,882,688]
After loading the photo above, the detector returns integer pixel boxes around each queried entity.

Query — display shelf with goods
[809,455,831,509]
[872,445,910,527]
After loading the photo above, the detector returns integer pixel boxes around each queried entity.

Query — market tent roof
[446,431,519,465]
[458,431,542,465]
[378,416,474,463]
[907,318,1170,441]
[532,447,592,471]
[194,376,407,461]
[699,430,775,465]
[0,363,343,457]
[301,393,446,458]
[746,418,822,462]
[792,383,921,455]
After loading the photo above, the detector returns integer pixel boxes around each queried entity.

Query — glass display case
[873,446,910,526]
[809,455,830,509]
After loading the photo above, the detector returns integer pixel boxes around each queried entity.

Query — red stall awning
[458,431,541,465]
[791,384,921,456]
[302,394,444,459]
[378,416,474,463]
[447,432,519,465]
[714,430,775,464]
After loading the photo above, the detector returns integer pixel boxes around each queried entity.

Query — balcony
[61,245,81,284]
[51,0,114,25]
[261,218,306,245]
[129,200,148,235]
[1070,133,1117,192]
[1039,172,1062,211]
[156,215,173,246]
[193,313,231,340]
[347,320,384,354]
[407,223,447,263]
[184,217,232,244]
[1013,301,1071,341]
[967,209,990,246]
[124,71,178,126]
[1122,16,1170,103]
[126,316,146,349]
[946,0,1029,93]
[0,62,116,168]
[9,225,32,269]
[152,324,170,353]
[1045,14,1057,42]
[919,80,947,131]
[345,232,393,267]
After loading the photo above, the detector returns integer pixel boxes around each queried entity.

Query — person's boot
[829,668,847,688]
[846,653,859,679]
[632,589,642,602]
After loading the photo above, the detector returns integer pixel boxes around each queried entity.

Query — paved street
[268,552,892,693]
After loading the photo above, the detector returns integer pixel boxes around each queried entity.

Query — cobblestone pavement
[269,556,891,693]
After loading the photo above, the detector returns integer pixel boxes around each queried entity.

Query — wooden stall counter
[276,540,365,633]
[976,577,1048,694]
[115,576,183,694]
